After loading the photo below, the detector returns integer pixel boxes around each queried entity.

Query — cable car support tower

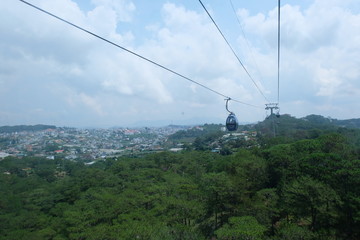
[266,0,281,119]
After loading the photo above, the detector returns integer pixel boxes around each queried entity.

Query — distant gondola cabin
[226,113,238,131]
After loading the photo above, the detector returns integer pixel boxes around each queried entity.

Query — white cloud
[1,0,360,126]
[315,67,341,97]
[79,93,105,116]
[91,0,135,22]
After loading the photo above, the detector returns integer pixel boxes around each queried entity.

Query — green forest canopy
[1,116,360,239]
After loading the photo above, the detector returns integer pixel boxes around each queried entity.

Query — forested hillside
[1,117,360,239]
[0,124,56,133]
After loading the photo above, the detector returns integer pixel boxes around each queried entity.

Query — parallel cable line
[19,0,263,109]
[198,0,269,103]
[229,0,264,94]
[277,0,281,104]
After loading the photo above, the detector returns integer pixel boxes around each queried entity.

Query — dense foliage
[1,118,360,239]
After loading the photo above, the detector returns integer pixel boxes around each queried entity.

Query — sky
[0,0,359,127]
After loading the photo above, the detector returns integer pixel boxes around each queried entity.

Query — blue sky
[0,0,359,127]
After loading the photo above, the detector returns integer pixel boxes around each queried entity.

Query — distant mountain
[333,118,360,129]
[255,114,360,141]
[0,124,56,133]
[302,114,333,125]
[303,114,360,129]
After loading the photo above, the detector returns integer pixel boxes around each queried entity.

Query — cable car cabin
[226,113,238,131]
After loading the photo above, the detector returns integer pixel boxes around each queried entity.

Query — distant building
[85,161,96,166]
[169,148,183,152]
[211,148,220,153]
[0,152,10,159]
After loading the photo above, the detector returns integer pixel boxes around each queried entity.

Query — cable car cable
[277,0,281,104]
[19,0,262,109]
[198,0,270,103]
[229,0,264,91]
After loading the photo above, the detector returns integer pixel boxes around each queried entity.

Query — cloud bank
[0,0,359,127]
